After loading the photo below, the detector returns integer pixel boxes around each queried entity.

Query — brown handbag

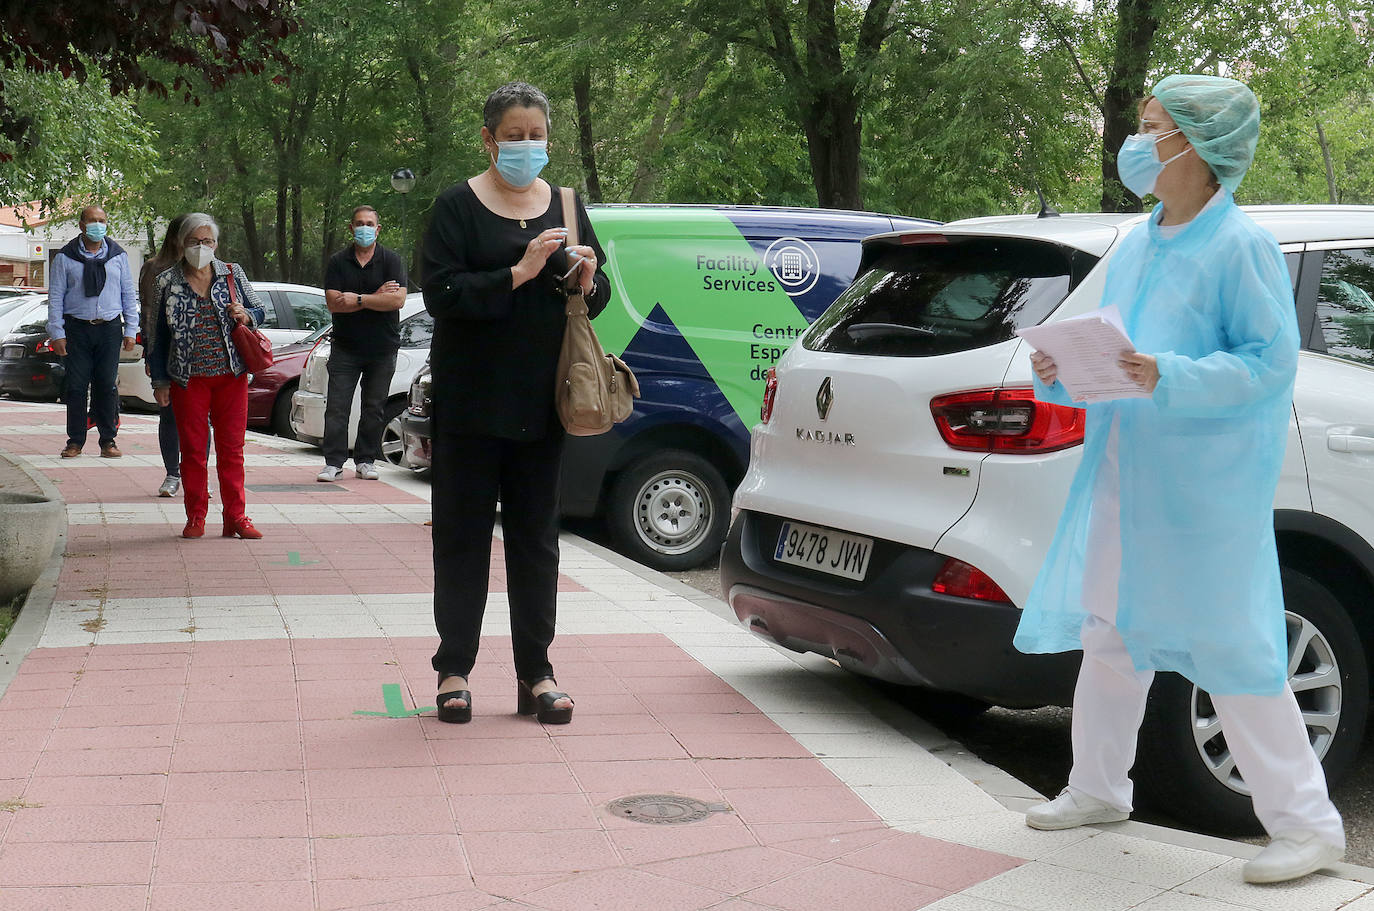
[554,187,638,436]
[226,264,274,373]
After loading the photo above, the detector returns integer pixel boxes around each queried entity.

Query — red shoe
[182,518,206,539]
[223,517,264,539]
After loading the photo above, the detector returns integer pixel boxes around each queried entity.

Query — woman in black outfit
[420,82,609,724]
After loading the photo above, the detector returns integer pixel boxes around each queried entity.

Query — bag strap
[560,187,578,248]
[225,263,239,308]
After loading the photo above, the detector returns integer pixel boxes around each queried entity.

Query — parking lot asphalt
[2,397,1373,910]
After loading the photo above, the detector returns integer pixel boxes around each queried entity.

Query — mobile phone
[560,253,582,282]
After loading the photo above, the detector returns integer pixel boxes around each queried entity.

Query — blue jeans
[323,347,397,468]
[62,318,122,448]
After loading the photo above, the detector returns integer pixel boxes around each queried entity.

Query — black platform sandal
[437,673,472,724]
[518,676,573,724]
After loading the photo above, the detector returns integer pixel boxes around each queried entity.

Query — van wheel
[1133,569,1368,835]
[381,399,408,467]
[272,382,298,440]
[608,450,730,571]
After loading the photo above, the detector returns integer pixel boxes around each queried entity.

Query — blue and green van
[402,204,935,569]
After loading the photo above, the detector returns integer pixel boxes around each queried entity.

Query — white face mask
[185,244,214,269]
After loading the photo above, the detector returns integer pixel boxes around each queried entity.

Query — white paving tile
[1039,831,1230,889]
[856,782,1005,822]
[821,754,974,786]
[791,730,935,758]
[920,895,1033,911]
[1331,889,1374,909]
[1176,860,1368,910]
[907,812,1095,861]
[962,861,1162,911]
[1130,892,1278,910]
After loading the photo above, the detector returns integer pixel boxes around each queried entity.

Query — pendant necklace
[519,219,526,228]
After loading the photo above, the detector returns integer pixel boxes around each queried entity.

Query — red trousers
[170,373,249,523]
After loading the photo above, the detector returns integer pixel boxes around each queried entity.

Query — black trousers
[62,318,122,448]
[323,347,397,468]
[431,428,564,681]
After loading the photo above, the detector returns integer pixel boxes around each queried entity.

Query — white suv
[722,206,1374,835]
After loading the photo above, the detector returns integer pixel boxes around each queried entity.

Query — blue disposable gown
[1013,193,1299,695]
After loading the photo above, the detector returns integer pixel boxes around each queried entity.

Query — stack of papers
[1014,305,1149,403]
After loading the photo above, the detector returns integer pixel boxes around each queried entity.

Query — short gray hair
[178,213,219,249]
[483,82,551,134]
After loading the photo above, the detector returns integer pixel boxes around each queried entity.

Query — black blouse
[420,181,611,440]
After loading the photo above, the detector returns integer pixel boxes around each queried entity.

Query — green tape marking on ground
[354,683,433,718]
[269,551,320,566]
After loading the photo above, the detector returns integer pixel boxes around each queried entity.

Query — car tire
[272,383,298,440]
[1133,568,1368,836]
[380,398,408,467]
[607,449,731,572]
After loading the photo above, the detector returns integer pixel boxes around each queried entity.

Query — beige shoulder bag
[554,187,639,436]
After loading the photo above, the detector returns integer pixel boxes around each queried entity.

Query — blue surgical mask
[492,140,549,188]
[1117,129,1191,198]
[353,226,377,247]
[83,222,107,243]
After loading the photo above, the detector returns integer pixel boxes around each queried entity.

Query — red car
[247,324,330,438]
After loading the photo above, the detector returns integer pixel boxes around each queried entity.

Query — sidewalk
[0,397,1371,911]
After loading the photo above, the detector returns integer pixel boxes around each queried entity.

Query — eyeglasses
[185,238,218,247]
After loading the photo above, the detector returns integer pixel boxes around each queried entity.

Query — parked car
[720,205,1374,836]
[0,300,63,399]
[0,294,47,337]
[118,281,331,411]
[0,286,45,302]
[400,204,936,569]
[290,294,432,466]
[247,322,331,438]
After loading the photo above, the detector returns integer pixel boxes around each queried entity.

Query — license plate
[774,521,873,581]
[1,346,23,360]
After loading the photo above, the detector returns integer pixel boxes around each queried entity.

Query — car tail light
[35,338,54,354]
[931,558,1011,602]
[760,367,778,423]
[134,331,144,346]
[930,387,1084,453]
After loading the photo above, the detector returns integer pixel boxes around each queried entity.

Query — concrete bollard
[0,491,63,603]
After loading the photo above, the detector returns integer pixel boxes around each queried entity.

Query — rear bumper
[0,361,63,398]
[720,509,1079,707]
[291,390,325,446]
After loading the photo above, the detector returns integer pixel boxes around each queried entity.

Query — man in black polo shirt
[319,205,408,481]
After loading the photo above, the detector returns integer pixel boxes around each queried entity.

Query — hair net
[1150,75,1260,192]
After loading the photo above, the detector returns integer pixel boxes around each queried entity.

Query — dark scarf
[59,235,126,298]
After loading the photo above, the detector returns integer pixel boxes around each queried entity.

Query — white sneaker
[317,466,343,482]
[355,462,380,480]
[157,475,182,497]
[1243,831,1344,883]
[1025,788,1129,830]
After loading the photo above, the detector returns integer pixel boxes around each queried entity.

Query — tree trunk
[573,64,602,203]
[240,203,267,279]
[290,182,304,283]
[1315,118,1338,204]
[1099,0,1160,213]
[274,143,289,282]
[802,95,864,209]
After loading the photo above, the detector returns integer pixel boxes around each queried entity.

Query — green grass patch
[0,591,23,647]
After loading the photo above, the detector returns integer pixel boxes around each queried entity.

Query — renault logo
[816,377,833,421]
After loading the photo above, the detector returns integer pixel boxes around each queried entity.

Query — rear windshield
[803,237,1096,357]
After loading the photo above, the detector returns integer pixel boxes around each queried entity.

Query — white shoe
[317,466,343,482]
[1026,788,1129,830]
[157,475,182,497]
[1243,831,1344,883]
[355,462,379,480]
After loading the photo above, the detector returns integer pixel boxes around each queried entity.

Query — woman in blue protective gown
[1014,74,1345,884]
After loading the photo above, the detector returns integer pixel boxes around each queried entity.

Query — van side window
[1315,248,1374,367]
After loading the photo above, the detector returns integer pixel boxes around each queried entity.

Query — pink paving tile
[303,739,434,770]
[836,832,1023,892]
[629,675,742,695]
[22,774,167,807]
[0,689,70,710]
[187,664,297,685]
[0,729,47,752]
[4,804,162,843]
[438,762,582,796]
[644,845,819,895]
[543,713,665,737]
[449,792,600,833]
[311,833,466,880]
[154,837,311,883]
[0,885,148,911]
[698,759,847,791]
[65,682,183,708]
[429,737,564,766]
[6,670,82,691]
[463,830,619,875]
[176,720,301,747]
[169,742,299,778]
[750,821,896,848]
[675,733,814,761]
[32,745,171,777]
[474,872,578,899]
[159,800,309,839]
[0,752,37,779]
[149,881,317,911]
[315,876,495,911]
[637,693,763,716]
[419,714,550,741]
[553,732,690,763]
[0,707,63,731]
[163,770,306,803]
[45,723,177,751]
[721,787,882,826]
[568,759,716,795]
[611,660,717,679]
[545,693,644,718]
[519,867,729,911]
[172,699,298,723]
[77,667,188,688]
[58,702,183,728]
[306,766,445,799]
[311,796,456,837]
[743,861,946,911]
[607,823,760,866]
[767,826,901,861]
[0,841,155,886]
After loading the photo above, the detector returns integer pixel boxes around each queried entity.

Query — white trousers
[1069,422,1344,848]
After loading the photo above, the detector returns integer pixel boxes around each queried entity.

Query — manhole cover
[605,794,731,825]
[246,484,348,493]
